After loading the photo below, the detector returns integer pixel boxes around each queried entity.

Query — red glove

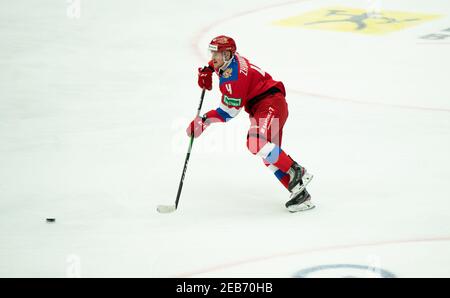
[186,116,210,138]
[198,65,214,90]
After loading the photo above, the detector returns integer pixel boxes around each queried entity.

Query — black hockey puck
[46,218,56,223]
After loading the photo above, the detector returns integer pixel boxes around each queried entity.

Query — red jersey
[204,53,285,122]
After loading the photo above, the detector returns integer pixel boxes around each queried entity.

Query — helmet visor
[208,49,222,61]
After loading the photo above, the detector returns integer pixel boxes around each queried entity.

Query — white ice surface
[0,0,449,277]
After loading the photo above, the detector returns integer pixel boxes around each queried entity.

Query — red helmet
[208,35,237,54]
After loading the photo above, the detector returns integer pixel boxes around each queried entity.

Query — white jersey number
[225,83,233,94]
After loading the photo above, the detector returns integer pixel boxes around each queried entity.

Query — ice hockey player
[186,35,314,212]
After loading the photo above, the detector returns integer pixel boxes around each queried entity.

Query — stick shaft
[174,88,206,209]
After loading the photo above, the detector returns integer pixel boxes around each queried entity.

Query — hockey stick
[157,88,206,214]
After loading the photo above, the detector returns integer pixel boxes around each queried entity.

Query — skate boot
[286,162,315,212]
[287,162,313,195]
[287,161,306,192]
[285,188,315,212]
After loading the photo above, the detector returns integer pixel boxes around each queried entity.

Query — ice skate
[287,162,313,196]
[286,162,315,212]
[285,189,315,212]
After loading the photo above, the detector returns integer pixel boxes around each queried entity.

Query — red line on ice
[175,236,450,277]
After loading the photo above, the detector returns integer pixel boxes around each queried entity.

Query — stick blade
[157,205,177,214]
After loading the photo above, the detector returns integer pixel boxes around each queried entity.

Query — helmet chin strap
[219,52,233,72]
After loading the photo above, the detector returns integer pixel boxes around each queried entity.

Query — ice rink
[1,0,449,277]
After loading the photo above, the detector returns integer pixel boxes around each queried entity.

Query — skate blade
[157,205,177,213]
[290,173,314,198]
[287,201,316,213]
